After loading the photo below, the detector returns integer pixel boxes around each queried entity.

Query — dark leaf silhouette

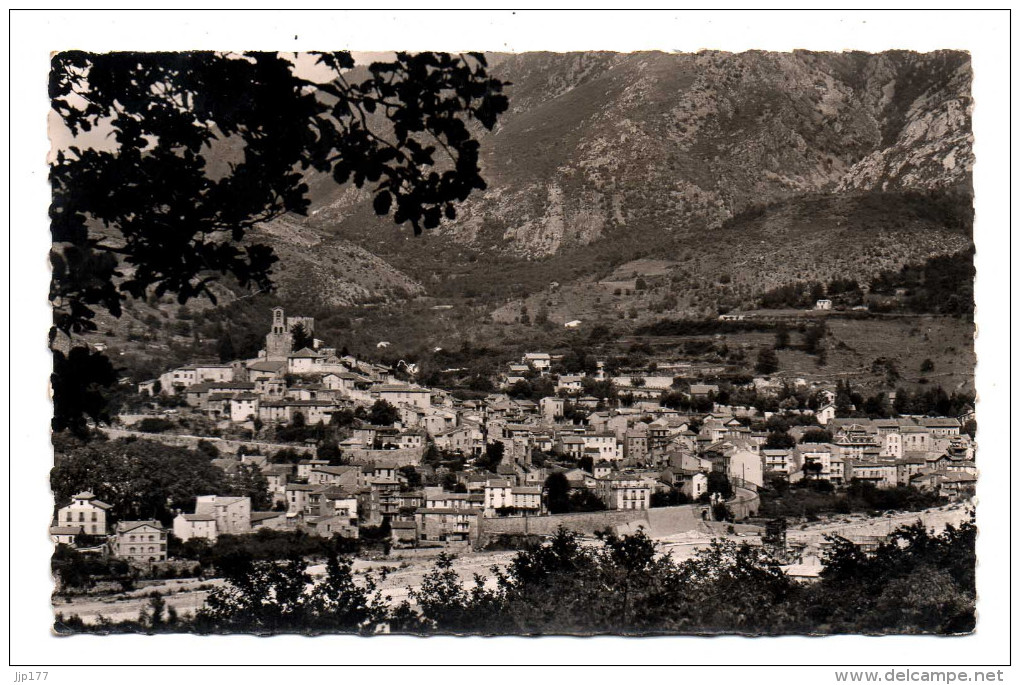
[48,50,508,433]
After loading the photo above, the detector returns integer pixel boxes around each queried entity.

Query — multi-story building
[624,424,650,462]
[761,449,793,477]
[55,491,111,537]
[228,394,260,423]
[172,512,218,542]
[309,465,361,488]
[522,352,551,375]
[375,384,432,410]
[286,483,316,515]
[296,459,330,481]
[920,417,962,437]
[880,431,903,459]
[358,479,402,525]
[793,444,834,482]
[111,521,168,563]
[581,432,619,462]
[596,474,652,510]
[852,462,898,489]
[414,507,480,545]
[900,426,932,452]
[556,375,584,393]
[258,400,336,425]
[895,457,928,486]
[424,489,480,511]
[510,486,543,515]
[263,464,294,506]
[540,396,565,422]
[194,495,251,536]
[483,479,514,517]
[434,425,484,455]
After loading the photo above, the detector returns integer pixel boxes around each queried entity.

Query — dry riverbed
[54,503,972,627]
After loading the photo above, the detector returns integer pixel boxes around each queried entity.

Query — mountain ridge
[307,50,972,261]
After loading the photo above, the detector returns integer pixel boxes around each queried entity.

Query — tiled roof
[250,511,285,522]
[426,492,473,501]
[312,465,358,476]
[415,507,479,516]
[376,384,430,392]
[115,520,164,533]
[248,360,286,372]
[920,418,962,427]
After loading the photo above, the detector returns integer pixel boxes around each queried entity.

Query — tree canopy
[59,520,976,636]
[49,50,509,433]
[367,399,400,426]
[543,472,571,514]
[50,434,268,524]
[290,323,314,352]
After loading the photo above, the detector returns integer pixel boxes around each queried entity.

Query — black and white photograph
[7,7,1013,679]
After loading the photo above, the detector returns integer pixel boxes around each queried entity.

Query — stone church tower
[264,306,293,361]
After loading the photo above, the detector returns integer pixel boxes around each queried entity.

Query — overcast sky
[48,51,400,158]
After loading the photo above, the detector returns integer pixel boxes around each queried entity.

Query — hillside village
[33,33,994,646]
[52,306,976,566]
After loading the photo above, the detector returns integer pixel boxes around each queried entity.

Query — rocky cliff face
[308,50,971,264]
[837,52,973,191]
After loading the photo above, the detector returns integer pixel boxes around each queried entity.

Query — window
[66,512,72,521]
[91,512,97,522]
[129,535,135,542]
[129,547,135,554]
[79,512,85,522]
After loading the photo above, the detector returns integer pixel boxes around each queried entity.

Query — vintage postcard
[46,46,979,637]
[9,10,1011,679]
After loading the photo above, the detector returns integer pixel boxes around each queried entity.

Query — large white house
[55,491,111,537]
[375,384,432,410]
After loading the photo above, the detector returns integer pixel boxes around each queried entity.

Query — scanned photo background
[12,10,1010,667]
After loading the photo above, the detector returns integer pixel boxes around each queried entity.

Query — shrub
[136,417,176,433]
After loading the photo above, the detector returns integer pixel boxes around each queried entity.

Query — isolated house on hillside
[522,352,551,374]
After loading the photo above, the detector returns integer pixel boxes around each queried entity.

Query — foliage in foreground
[49,50,508,435]
[57,518,975,636]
